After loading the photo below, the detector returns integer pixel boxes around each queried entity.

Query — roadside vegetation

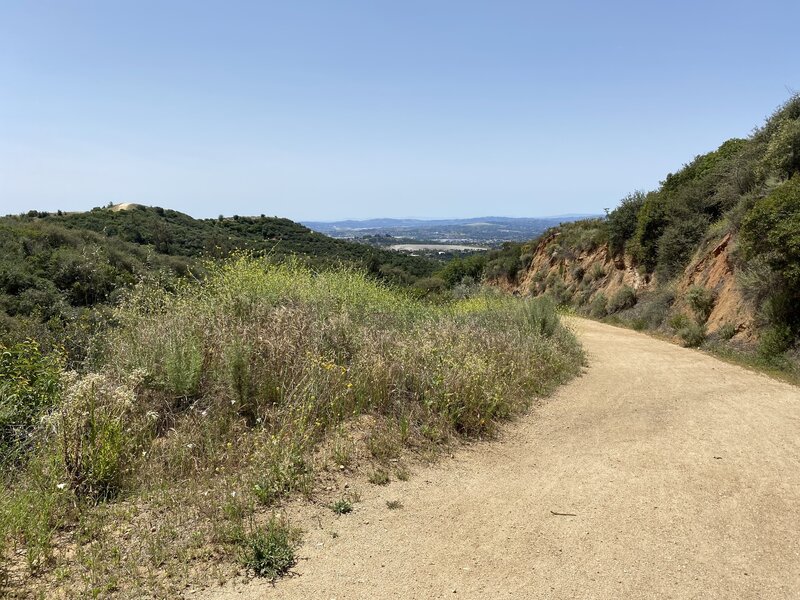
[0,254,583,597]
[514,95,800,374]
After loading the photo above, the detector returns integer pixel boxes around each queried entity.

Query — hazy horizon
[2,1,798,220]
[3,199,603,222]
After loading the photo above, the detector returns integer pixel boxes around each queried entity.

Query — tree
[741,176,800,286]
[607,191,645,255]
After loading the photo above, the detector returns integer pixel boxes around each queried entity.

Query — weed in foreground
[330,498,353,515]
[238,516,299,580]
[368,469,390,486]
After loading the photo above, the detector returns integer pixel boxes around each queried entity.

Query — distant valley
[303,215,596,250]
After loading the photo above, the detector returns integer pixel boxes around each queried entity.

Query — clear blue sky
[1,1,797,221]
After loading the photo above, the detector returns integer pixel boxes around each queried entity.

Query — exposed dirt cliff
[508,229,756,342]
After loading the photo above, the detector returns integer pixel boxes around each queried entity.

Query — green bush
[740,176,800,340]
[162,332,203,397]
[330,498,353,515]
[741,177,800,287]
[484,243,524,280]
[668,313,691,331]
[717,323,737,341]
[252,444,311,506]
[678,322,706,347]
[520,296,559,337]
[607,286,637,313]
[413,277,447,296]
[760,116,800,180]
[570,265,585,282]
[56,372,145,501]
[587,263,605,281]
[546,277,572,306]
[631,193,667,272]
[639,288,676,329]
[589,293,608,318]
[436,254,487,287]
[758,325,793,359]
[239,516,299,580]
[607,191,645,255]
[686,286,716,323]
[0,340,63,464]
[655,216,709,281]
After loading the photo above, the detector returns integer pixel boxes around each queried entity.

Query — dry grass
[0,254,583,597]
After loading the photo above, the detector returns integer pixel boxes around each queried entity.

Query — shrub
[546,277,571,306]
[330,498,353,515]
[239,516,298,580]
[631,193,667,272]
[736,255,779,307]
[520,296,559,337]
[55,372,145,501]
[686,286,716,323]
[607,286,637,313]
[589,293,608,318]
[758,325,793,359]
[368,469,390,485]
[587,263,605,281]
[639,288,676,329]
[741,177,800,287]
[607,191,646,255]
[655,216,709,281]
[668,313,691,331]
[740,177,800,340]
[2,256,585,594]
[760,116,800,180]
[0,341,63,464]
[678,322,706,347]
[717,323,737,341]
[162,332,203,397]
[413,277,447,296]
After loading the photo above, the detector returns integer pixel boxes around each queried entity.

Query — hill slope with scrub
[498,96,800,370]
[0,207,439,360]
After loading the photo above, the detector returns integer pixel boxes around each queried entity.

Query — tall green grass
[1,254,583,596]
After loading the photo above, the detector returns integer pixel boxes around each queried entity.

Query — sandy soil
[192,318,800,599]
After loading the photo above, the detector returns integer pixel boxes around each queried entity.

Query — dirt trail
[195,318,800,599]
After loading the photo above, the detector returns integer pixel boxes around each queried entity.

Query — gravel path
[194,318,800,599]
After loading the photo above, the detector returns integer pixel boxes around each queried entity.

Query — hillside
[47,206,438,281]
[0,218,195,362]
[496,96,800,368]
[0,208,440,359]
